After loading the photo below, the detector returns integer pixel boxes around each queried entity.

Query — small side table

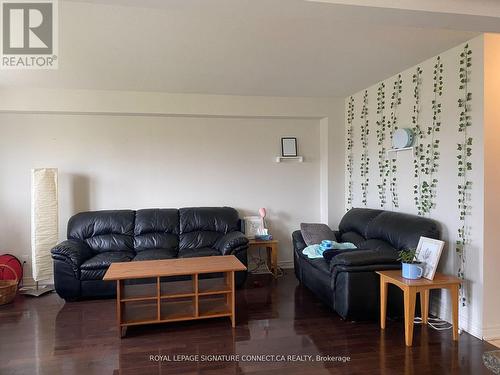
[377,270,461,347]
[247,239,279,278]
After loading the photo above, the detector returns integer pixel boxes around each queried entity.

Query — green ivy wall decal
[388,74,402,208]
[423,56,444,214]
[360,90,370,206]
[411,67,425,215]
[346,96,355,210]
[457,44,473,306]
[412,59,443,216]
[376,82,388,208]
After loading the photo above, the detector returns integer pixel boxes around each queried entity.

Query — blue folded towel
[302,241,356,259]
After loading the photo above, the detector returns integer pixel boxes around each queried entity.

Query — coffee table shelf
[121,283,157,302]
[122,300,158,325]
[199,278,231,295]
[160,298,196,321]
[104,256,247,337]
[199,296,231,317]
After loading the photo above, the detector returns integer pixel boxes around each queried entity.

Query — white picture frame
[415,236,445,280]
[281,137,298,157]
[243,216,265,239]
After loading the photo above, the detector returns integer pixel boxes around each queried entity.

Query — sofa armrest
[51,239,93,271]
[215,231,249,255]
[330,250,398,267]
[292,230,307,252]
[292,229,341,251]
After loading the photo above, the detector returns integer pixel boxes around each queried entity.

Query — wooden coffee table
[103,255,247,337]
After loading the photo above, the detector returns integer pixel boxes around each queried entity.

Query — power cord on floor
[414,316,453,331]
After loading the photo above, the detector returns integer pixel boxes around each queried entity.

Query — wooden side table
[247,239,279,278]
[377,270,461,347]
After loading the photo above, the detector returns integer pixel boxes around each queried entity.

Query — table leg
[266,247,272,274]
[404,288,417,347]
[230,271,236,328]
[271,245,278,278]
[421,289,429,324]
[380,277,388,329]
[450,284,459,341]
[116,280,123,338]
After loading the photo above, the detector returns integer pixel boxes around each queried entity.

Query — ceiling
[1,0,498,97]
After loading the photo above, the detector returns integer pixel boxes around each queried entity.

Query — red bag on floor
[0,254,23,285]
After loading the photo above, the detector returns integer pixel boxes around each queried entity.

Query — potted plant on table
[398,249,424,280]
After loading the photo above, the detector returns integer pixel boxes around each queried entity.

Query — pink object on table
[259,208,267,218]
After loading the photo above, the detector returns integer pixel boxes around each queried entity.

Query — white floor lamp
[20,168,58,296]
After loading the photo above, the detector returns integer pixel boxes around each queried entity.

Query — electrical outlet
[20,254,30,265]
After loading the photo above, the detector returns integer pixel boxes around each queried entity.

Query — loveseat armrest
[292,230,307,252]
[215,231,249,255]
[51,239,93,271]
[292,229,341,251]
[330,250,398,267]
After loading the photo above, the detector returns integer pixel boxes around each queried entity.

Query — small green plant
[398,249,419,264]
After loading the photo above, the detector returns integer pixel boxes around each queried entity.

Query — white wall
[483,33,500,341]
[345,35,485,337]
[0,90,345,284]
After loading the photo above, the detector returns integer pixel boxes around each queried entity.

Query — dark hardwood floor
[0,270,495,374]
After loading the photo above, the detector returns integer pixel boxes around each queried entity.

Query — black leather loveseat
[51,207,248,301]
[293,208,440,321]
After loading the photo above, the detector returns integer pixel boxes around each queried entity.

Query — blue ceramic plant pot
[402,262,423,279]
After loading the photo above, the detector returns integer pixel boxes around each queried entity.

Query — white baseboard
[278,260,294,269]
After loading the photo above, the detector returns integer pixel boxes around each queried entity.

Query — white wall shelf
[275,156,304,163]
[386,147,414,156]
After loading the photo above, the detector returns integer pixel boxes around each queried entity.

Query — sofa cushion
[358,239,397,254]
[179,231,222,250]
[81,268,107,281]
[132,249,177,261]
[365,211,440,250]
[179,207,239,234]
[338,208,383,238]
[81,252,133,270]
[300,223,338,246]
[134,209,179,253]
[178,247,220,258]
[339,231,365,247]
[68,210,135,253]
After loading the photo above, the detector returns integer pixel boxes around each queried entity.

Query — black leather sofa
[51,207,249,301]
[293,208,440,321]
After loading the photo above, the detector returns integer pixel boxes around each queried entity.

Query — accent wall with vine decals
[360,90,369,206]
[376,82,388,208]
[456,44,473,306]
[346,96,355,210]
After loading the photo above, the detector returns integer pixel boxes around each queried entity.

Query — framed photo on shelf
[281,137,298,157]
[415,236,445,280]
[243,216,265,239]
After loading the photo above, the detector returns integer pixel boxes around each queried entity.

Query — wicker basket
[0,264,18,305]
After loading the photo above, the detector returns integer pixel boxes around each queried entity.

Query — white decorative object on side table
[415,236,445,280]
